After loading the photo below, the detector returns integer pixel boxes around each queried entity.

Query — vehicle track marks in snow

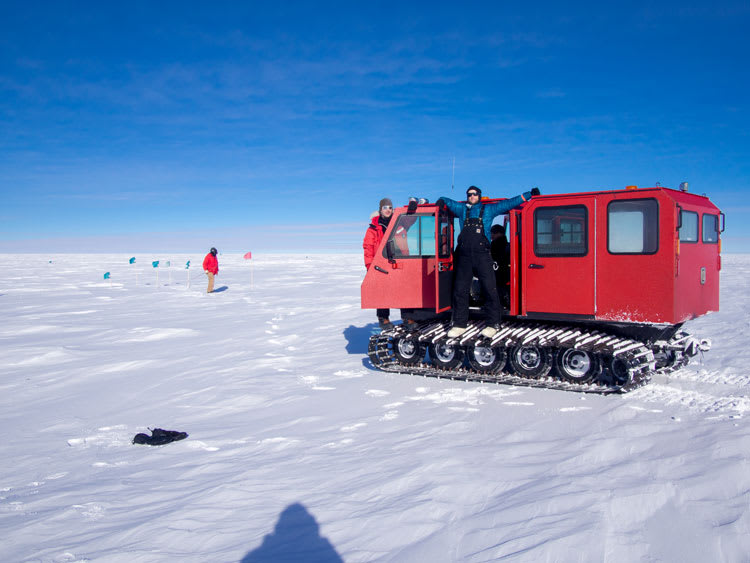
[629,384,750,416]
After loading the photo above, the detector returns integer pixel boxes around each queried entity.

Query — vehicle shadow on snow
[241,502,343,563]
[343,324,378,355]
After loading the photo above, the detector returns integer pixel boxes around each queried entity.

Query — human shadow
[212,285,229,293]
[242,502,343,563]
[343,323,378,355]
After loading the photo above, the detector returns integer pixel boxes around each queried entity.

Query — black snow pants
[452,218,501,328]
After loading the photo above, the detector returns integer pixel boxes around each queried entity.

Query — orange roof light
[626,185,638,190]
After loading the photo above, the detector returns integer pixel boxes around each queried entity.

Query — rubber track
[368,320,665,395]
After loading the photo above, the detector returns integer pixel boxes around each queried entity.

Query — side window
[383,214,436,258]
[419,215,436,257]
[679,210,699,243]
[438,214,452,258]
[534,206,587,257]
[608,199,659,254]
[702,214,719,243]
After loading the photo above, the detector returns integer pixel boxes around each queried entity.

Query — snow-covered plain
[1,253,749,563]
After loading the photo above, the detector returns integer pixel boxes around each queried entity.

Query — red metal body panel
[361,208,438,310]
[521,196,596,316]
[515,187,721,324]
[595,190,674,323]
[670,191,721,320]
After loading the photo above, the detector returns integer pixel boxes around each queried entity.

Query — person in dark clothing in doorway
[437,185,539,339]
[490,224,510,309]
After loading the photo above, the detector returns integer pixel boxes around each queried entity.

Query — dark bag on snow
[133,428,188,446]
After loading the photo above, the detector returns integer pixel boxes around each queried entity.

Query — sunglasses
[381,205,393,210]
[467,192,480,197]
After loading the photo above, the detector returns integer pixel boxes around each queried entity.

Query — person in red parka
[363,198,393,328]
[202,247,219,293]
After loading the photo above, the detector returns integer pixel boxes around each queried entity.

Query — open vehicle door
[435,208,454,313]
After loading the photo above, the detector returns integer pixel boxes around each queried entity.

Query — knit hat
[466,185,482,197]
[379,198,393,210]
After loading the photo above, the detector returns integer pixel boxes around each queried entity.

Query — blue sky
[1,1,748,253]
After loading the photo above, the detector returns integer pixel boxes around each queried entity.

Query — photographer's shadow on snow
[343,324,378,355]
[241,502,343,563]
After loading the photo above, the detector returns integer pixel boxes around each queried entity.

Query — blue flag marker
[185,260,191,269]
[152,261,159,268]
[104,272,111,280]
[129,257,136,264]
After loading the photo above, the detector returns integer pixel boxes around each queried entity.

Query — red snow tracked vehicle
[361,184,722,393]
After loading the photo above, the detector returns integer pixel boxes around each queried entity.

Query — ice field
[1,253,749,562]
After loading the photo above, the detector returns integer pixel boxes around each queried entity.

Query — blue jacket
[438,191,532,241]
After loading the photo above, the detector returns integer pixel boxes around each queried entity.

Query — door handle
[528,264,544,269]
[374,265,389,274]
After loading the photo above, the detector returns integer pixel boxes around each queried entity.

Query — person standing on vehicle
[363,198,394,329]
[437,186,539,339]
[203,247,219,293]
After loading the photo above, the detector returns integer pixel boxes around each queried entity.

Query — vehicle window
[679,210,699,243]
[419,215,436,257]
[534,206,587,257]
[438,214,452,258]
[702,214,719,243]
[384,214,436,258]
[608,199,659,254]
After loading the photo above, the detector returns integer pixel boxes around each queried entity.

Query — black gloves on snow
[133,428,188,446]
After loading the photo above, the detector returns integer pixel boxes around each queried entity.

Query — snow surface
[1,253,749,563]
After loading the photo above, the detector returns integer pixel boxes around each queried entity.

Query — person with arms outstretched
[437,185,539,339]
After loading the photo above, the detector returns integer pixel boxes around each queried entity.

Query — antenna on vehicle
[451,156,455,190]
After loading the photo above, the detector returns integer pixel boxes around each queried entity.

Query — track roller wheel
[393,334,425,365]
[607,355,632,386]
[554,348,601,383]
[508,345,553,378]
[428,341,465,369]
[467,343,507,374]
[654,350,681,371]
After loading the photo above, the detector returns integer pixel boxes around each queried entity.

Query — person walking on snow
[203,247,219,293]
[437,185,540,339]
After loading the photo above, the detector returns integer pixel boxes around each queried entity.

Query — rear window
[702,214,719,243]
[608,199,659,254]
[534,205,587,257]
[679,210,699,243]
